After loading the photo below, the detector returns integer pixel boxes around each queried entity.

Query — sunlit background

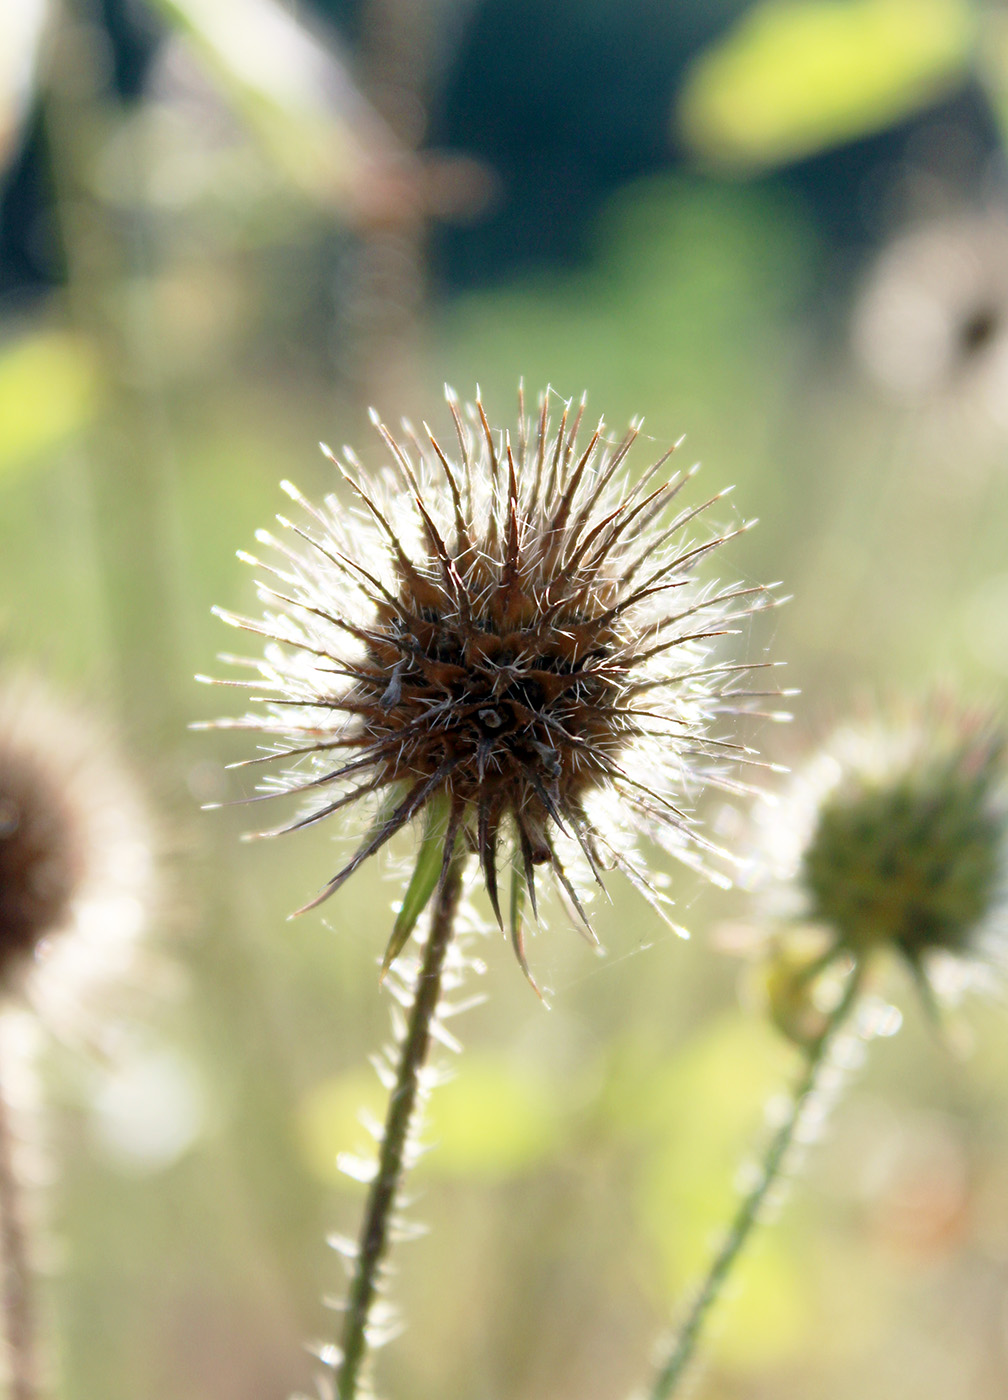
[3,1,1008,1397]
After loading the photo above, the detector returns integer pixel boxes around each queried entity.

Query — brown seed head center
[355,522,629,823]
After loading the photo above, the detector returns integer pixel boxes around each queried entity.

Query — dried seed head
[0,738,84,979]
[759,706,1008,1015]
[0,679,153,1019]
[206,386,778,982]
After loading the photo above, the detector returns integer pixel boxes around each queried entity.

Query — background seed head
[0,732,84,980]
[769,709,1008,983]
[804,740,1005,962]
[209,386,778,975]
[0,678,153,1023]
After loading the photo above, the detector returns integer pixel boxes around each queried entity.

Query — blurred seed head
[0,678,153,1032]
[852,208,1008,429]
[206,386,778,982]
[0,734,84,979]
[759,706,1008,1015]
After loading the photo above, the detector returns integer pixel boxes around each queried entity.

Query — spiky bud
[805,722,1006,960]
[764,709,1008,1003]
[206,386,777,982]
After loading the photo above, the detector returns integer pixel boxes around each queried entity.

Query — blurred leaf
[0,327,102,480]
[623,1016,789,1267]
[422,1054,564,1177]
[607,1014,789,1144]
[713,1239,812,1367]
[298,1067,384,1187]
[298,1053,564,1186]
[677,0,974,170]
[149,0,409,215]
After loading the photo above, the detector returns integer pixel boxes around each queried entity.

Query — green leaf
[380,794,452,979]
[677,0,974,171]
[0,329,102,481]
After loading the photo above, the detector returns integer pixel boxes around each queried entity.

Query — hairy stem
[336,857,465,1400]
[648,972,862,1400]
[0,1062,40,1400]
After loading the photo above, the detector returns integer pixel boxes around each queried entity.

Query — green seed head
[799,717,1007,968]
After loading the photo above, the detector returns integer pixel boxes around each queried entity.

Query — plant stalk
[648,972,862,1400]
[336,856,465,1400]
[0,1062,40,1400]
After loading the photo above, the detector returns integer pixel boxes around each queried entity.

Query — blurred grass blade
[677,0,974,171]
[149,0,411,214]
[0,328,102,482]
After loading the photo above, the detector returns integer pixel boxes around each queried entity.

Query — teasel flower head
[0,677,153,1035]
[757,705,1008,1028]
[204,386,779,987]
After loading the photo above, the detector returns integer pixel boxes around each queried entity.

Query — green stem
[648,971,863,1400]
[336,856,465,1400]
[0,1059,41,1400]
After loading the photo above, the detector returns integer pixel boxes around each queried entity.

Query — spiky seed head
[762,708,1008,1011]
[206,386,777,983]
[0,678,153,1018]
[803,720,1007,962]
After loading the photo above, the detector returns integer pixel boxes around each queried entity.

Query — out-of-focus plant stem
[337,0,433,418]
[0,1061,40,1400]
[648,969,864,1400]
[39,0,186,738]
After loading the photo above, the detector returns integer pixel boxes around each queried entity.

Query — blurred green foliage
[0,328,101,479]
[678,0,975,168]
